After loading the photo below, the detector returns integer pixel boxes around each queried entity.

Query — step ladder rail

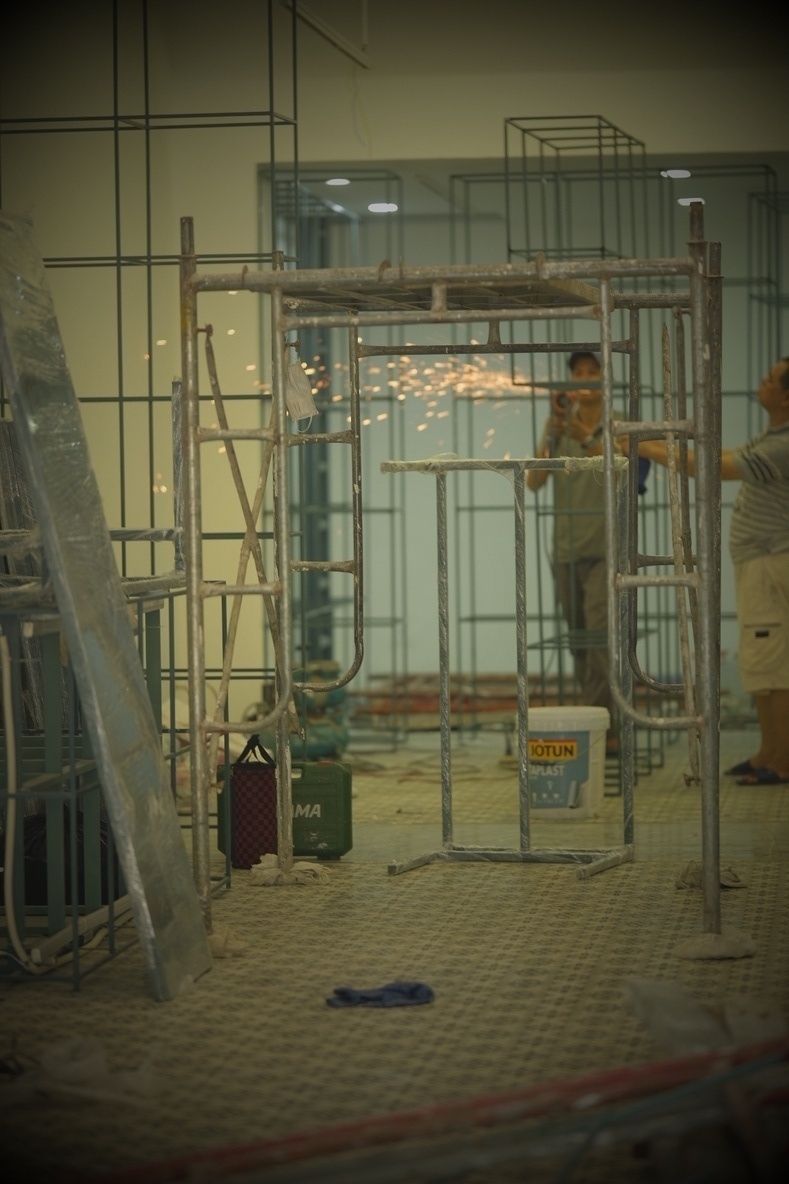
[659,322,701,784]
[179,215,214,921]
[601,205,723,937]
[673,308,701,641]
[665,314,702,785]
[617,304,707,703]
[602,289,698,865]
[602,281,703,736]
[200,325,300,779]
[605,323,718,733]
[279,320,365,694]
[180,220,294,914]
[611,373,704,712]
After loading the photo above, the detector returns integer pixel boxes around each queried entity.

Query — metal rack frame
[180,203,723,934]
[381,453,633,879]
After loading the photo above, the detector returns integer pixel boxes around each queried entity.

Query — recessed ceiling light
[368,202,398,213]
[660,168,692,179]
[677,197,705,206]
[325,177,350,186]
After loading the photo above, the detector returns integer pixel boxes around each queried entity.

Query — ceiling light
[677,197,705,206]
[660,168,692,179]
[325,177,350,186]
[368,202,398,213]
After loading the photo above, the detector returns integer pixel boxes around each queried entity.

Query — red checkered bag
[229,735,278,869]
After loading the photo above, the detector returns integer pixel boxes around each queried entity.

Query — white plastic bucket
[523,706,610,819]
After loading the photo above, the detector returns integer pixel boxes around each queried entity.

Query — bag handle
[234,733,276,767]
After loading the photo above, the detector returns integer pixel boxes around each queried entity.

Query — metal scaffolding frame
[442,154,780,756]
[180,202,724,935]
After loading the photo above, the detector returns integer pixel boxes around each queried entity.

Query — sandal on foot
[735,767,789,786]
[725,758,758,776]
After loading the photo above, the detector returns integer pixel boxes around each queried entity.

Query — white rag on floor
[250,853,330,886]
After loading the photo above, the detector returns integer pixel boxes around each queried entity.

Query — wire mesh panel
[504,114,649,264]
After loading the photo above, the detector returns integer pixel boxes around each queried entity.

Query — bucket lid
[523,706,610,729]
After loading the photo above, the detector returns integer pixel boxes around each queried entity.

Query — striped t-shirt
[729,422,789,565]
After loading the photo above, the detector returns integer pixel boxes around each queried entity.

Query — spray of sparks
[247,348,551,453]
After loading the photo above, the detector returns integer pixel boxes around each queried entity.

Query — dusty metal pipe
[436,473,453,848]
[688,207,722,936]
[180,216,212,931]
[189,256,694,295]
[513,466,531,853]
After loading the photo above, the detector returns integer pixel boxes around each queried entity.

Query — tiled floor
[2,725,788,1183]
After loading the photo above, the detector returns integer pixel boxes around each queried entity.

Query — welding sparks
[315,355,545,410]
[258,353,548,440]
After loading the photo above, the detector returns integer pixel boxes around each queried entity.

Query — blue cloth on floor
[326,980,435,1008]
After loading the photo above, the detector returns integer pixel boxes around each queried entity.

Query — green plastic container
[291,761,353,859]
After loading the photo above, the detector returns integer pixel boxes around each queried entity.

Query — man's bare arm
[636,438,742,481]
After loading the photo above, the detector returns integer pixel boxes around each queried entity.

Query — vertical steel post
[622,308,639,847]
[602,280,637,837]
[272,282,294,873]
[180,216,211,930]
[708,242,724,482]
[348,325,365,676]
[513,465,531,852]
[171,378,185,573]
[436,472,453,847]
[689,204,722,934]
[601,276,623,724]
